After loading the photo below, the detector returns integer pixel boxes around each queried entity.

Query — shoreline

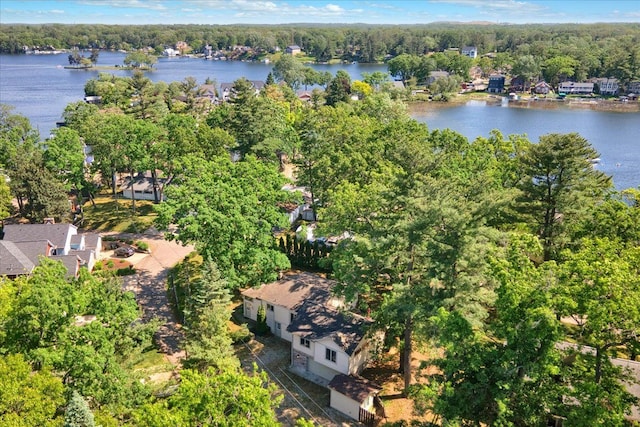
[409,93,640,114]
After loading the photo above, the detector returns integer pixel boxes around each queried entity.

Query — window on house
[325,348,337,363]
[300,337,310,348]
[276,322,281,330]
[266,304,274,311]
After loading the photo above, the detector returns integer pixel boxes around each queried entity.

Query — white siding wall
[271,305,294,341]
[329,389,361,420]
[291,333,315,357]
[242,298,294,342]
[308,358,341,381]
[62,226,77,255]
[348,340,370,375]
[313,338,349,376]
[243,297,257,321]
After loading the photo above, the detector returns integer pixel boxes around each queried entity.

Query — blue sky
[2,1,640,25]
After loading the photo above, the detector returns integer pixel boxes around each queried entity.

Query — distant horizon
[2,1,640,26]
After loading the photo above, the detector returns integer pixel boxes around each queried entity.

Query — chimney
[43,217,55,224]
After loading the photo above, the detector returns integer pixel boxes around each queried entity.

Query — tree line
[3,23,639,90]
[1,60,640,425]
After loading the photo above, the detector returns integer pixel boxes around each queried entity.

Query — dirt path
[105,231,194,365]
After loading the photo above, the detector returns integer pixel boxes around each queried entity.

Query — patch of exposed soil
[361,347,441,425]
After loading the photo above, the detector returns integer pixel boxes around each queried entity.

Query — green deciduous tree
[325,70,352,106]
[44,127,87,193]
[0,177,12,220]
[512,54,542,90]
[168,366,282,426]
[415,234,564,426]
[0,354,64,427]
[543,55,578,87]
[272,54,305,89]
[387,53,420,83]
[124,51,157,69]
[554,238,640,382]
[155,155,291,288]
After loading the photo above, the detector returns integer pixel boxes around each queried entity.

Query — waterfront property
[286,45,302,55]
[592,77,619,95]
[488,74,506,93]
[534,81,553,94]
[558,81,595,94]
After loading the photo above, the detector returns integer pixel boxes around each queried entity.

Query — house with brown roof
[241,272,380,420]
[534,81,552,95]
[241,272,346,342]
[328,374,383,423]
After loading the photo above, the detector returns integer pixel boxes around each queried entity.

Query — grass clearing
[82,194,157,233]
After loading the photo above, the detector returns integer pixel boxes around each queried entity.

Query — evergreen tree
[255,303,269,336]
[64,390,95,427]
[183,260,237,371]
[265,71,275,85]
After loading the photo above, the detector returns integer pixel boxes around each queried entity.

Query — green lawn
[82,194,157,233]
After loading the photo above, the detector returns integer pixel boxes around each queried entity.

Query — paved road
[106,231,194,364]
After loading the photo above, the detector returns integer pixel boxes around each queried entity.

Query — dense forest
[1,52,640,426]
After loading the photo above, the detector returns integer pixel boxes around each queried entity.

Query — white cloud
[430,0,545,13]
[189,0,348,18]
[367,2,400,10]
[77,0,169,11]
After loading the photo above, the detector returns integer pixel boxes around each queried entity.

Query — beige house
[241,272,381,421]
[328,374,382,422]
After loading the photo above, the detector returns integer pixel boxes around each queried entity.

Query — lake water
[1,52,639,190]
[0,51,386,136]
[413,101,640,191]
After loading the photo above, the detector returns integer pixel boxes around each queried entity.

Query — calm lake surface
[1,51,638,190]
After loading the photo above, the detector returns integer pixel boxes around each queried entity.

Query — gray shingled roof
[82,233,101,250]
[70,234,84,246]
[13,240,51,266]
[328,374,380,404]
[2,223,75,249]
[287,300,370,356]
[0,241,35,276]
[242,272,335,311]
[49,255,80,278]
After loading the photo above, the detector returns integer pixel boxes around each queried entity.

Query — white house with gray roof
[0,223,101,277]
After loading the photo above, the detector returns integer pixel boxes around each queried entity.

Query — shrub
[116,266,136,276]
[135,241,149,251]
[230,324,253,344]
[106,260,115,268]
[255,304,270,336]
